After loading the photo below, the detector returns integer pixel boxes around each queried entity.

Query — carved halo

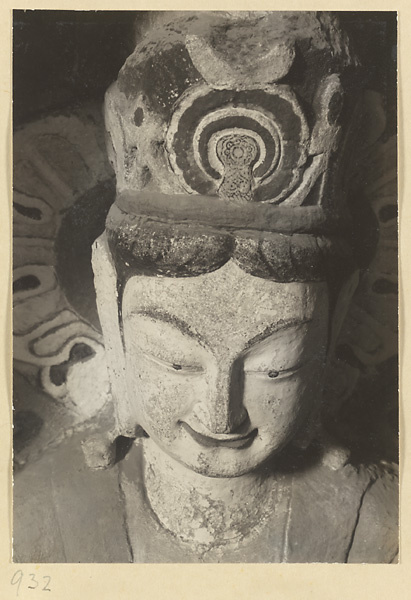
[13,107,113,429]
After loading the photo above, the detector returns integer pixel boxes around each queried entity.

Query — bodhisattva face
[122,259,329,478]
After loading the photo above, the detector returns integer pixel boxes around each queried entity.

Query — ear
[320,270,362,420]
[292,272,360,453]
[92,232,136,437]
[328,270,360,355]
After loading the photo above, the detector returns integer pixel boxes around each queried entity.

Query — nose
[194,360,249,434]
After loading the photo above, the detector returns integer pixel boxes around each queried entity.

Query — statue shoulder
[13,432,133,563]
[283,456,398,563]
[347,463,398,563]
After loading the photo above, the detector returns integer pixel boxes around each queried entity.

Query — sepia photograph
[12,10,398,564]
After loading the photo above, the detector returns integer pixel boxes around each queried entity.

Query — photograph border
[1,1,409,598]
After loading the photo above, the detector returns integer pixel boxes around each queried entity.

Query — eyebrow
[129,309,310,353]
[244,318,311,351]
[129,308,207,346]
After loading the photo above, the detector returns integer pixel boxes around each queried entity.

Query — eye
[244,361,307,379]
[141,351,204,374]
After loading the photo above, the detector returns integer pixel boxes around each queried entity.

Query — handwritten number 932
[11,570,51,596]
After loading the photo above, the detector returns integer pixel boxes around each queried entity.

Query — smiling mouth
[180,422,258,449]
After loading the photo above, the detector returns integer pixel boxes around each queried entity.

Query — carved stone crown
[102,11,372,285]
[104,11,364,240]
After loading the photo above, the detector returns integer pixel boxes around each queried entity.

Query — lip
[180,421,257,449]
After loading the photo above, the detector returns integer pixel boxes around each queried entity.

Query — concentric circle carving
[166,84,309,203]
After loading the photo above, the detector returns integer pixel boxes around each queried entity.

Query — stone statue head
[92,11,377,477]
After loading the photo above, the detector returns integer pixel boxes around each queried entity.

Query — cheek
[244,367,326,430]
[126,358,205,438]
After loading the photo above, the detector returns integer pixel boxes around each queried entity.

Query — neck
[143,439,275,552]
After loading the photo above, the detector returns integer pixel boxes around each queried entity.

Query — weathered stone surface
[105,11,360,208]
[12,436,398,563]
[89,10,398,563]
[13,10,398,565]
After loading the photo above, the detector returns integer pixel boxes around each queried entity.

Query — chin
[183,461,257,479]
[175,443,281,479]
